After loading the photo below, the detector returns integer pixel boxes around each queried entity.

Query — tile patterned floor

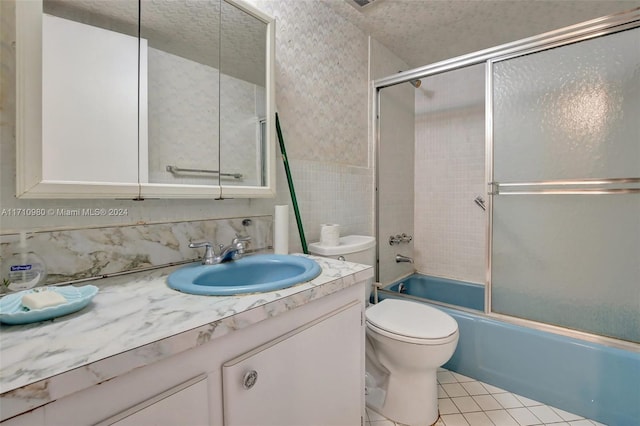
[365,368,607,426]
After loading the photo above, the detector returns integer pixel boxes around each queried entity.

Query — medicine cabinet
[16,0,275,199]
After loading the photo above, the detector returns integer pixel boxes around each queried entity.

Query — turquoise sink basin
[167,254,322,296]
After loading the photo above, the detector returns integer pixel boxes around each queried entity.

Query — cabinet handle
[243,370,258,389]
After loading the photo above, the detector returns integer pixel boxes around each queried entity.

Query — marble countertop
[0,254,373,420]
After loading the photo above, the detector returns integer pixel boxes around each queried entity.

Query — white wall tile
[413,64,486,284]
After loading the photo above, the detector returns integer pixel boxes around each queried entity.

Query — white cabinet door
[42,15,141,186]
[97,375,209,426]
[222,301,363,426]
[15,3,144,198]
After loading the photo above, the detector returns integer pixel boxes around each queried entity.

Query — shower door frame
[373,7,640,351]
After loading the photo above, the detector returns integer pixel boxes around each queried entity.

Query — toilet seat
[366,299,458,345]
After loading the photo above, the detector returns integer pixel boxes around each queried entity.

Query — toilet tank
[308,235,376,302]
[308,235,376,266]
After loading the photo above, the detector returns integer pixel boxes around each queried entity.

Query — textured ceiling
[41,0,640,81]
[325,0,640,68]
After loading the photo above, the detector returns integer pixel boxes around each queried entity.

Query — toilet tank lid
[308,235,375,256]
[366,299,458,340]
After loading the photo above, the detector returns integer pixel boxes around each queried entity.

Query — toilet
[309,235,459,426]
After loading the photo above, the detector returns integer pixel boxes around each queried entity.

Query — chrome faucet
[395,254,413,263]
[218,235,252,262]
[189,235,252,265]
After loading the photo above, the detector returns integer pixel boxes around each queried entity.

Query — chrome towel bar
[489,177,640,195]
[166,165,243,179]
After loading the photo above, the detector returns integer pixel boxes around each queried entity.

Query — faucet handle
[232,234,251,254]
[189,241,211,248]
[232,234,252,244]
[189,241,215,264]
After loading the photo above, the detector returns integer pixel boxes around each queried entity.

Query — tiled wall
[1,0,375,280]
[413,64,487,285]
[285,160,373,253]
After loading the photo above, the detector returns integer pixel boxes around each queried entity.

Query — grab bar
[490,177,640,195]
[166,165,243,179]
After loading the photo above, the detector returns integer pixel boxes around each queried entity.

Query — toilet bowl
[365,299,459,426]
[308,236,459,426]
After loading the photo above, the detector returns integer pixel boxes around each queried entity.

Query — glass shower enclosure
[488,25,640,343]
[374,10,640,346]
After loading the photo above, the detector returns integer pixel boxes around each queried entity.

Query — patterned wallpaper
[146,47,262,187]
[247,0,370,168]
[1,0,376,281]
[246,0,376,253]
[147,47,220,186]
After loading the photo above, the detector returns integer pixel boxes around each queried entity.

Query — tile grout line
[363,368,604,426]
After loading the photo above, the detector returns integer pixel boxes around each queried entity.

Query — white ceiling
[325,0,640,68]
[43,0,640,84]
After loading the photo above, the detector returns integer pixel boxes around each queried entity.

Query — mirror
[220,0,268,188]
[140,0,221,193]
[16,0,275,199]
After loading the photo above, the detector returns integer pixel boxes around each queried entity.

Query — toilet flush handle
[337,256,345,261]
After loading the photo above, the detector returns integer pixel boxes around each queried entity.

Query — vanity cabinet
[1,283,365,426]
[101,376,209,426]
[222,301,362,426]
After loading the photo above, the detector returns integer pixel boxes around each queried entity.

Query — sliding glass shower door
[489,27,640,343]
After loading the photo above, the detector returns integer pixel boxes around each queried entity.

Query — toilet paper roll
[320,224,340,247]
[274,205,289,254]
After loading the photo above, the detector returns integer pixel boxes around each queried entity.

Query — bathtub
[379,274,640,426]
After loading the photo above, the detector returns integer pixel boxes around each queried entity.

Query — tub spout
[395,254,413,263]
